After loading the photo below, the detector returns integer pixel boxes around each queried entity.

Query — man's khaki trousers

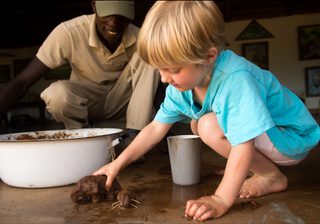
[41,53,160,130]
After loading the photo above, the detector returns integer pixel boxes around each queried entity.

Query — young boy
[94,1,320,221]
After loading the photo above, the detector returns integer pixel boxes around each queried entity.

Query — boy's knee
[190,119,199,135]
[198,113,225,142]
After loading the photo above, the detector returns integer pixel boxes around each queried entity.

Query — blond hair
[137,1,226,68]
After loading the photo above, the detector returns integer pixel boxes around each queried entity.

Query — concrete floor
[0,136,319,224]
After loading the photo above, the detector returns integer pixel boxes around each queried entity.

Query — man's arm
[0,57,51,119]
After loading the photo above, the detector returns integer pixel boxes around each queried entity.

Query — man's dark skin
[0,1,130,120]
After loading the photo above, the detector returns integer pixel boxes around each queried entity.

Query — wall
[0,12,320,109]
[225,12,320,109]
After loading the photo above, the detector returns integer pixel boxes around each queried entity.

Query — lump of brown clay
[71,175,121,204]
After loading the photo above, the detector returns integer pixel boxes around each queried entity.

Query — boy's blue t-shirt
[155,50,320,160]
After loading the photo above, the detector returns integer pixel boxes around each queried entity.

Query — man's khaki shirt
[37,14,139,84]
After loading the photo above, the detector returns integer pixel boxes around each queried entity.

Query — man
[0,1,160,131]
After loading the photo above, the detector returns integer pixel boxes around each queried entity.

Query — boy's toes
[239,188,248,198]
[239,192,248,199]
[239,186,254,199]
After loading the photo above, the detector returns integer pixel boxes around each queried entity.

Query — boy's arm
[215,139,254,207]
[116,120,173,169]
[185,139,255,220]
[94,120,173,188]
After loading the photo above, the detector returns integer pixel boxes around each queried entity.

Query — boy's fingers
[92,165,106,176]
[105,175,115,190]
[185,199,197,209]
[193,204,207,219]
[92,170,101,176]
[185,200,195,215]
[199,210,214,221]
[187,203,200,218]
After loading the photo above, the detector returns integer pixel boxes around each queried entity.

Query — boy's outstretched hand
[93,161,121,190]
[185,195,230,221]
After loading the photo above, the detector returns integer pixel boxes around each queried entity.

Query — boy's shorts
[254,132,303,166]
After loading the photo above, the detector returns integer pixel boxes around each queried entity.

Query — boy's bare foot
[239,174,288,199]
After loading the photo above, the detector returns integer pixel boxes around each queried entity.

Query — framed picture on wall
[0,64,11,83]
[298,24,320,60]
[242,41,269,69]
[305,66,320,97]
